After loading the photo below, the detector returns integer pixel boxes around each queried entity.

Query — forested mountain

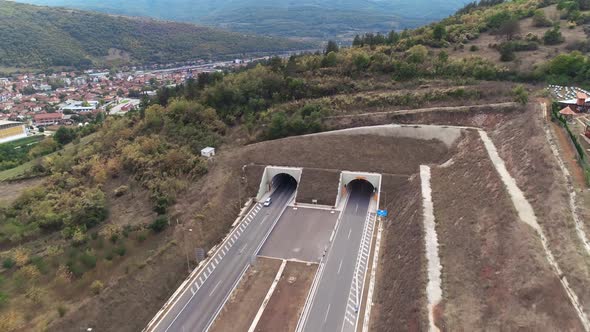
[0,1,311,69]
[15,0,472,40]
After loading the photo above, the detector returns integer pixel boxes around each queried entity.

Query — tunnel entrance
[256,166,302,200]
[335,171,382,209]
[271,173,298,191]
[346,178,375,196]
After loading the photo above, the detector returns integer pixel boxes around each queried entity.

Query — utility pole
[181,218,192,273]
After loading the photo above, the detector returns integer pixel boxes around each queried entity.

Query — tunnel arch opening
[346,178,375,195]
[271,173,298,191]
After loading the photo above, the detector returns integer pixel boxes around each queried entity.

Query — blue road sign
[377,209,388,217]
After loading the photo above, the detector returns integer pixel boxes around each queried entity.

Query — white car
[263,197,272,207]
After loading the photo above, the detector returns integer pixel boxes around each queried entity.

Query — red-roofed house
[34,112,63,126]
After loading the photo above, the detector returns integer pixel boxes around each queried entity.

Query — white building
[201,147,215,158]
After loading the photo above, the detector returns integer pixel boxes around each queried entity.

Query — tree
[325,40,339,55]
[497,18,520,40]
[352,35,362,47]
[387,31,400,45]
[54,127,76,145]
[433,24,446,41]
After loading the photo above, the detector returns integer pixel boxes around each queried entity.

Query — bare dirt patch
[239,134,451,177]
[431,131,582,330]
[489,105,590,320]
[0,177,44,205]
[297,168,341,205]
[254,261,318,332]
[210,257,282,332]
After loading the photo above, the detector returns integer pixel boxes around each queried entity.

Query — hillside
[2,0,590,331]
[0,1,312,69]
[15,0,472,41]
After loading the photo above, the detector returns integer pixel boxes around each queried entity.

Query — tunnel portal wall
[256,166,303,200]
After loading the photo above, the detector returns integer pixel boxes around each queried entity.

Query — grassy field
[0,133,95,182]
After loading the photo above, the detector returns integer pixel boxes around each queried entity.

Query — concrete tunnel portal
[335,171,382,208]
[256,166,302,200]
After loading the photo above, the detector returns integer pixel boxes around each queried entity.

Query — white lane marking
[225,244,230,251]
[348,228,352,239]
[207,266,212,274]
[324,303,331,323]
[199,276,204,284]
[233,234,238,241]
[231,238,235,245]
[221,248,226,255]
[191,287,195,295]
[355,204,358,213]
[209,280,222,297]
[337,259,343,274]
[214,258,219,265]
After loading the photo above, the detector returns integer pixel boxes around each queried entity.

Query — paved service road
[151,182,296,332]
[300,181,373,332]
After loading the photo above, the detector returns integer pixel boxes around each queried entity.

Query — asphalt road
[300,182,373,332]
[151,183,295,332]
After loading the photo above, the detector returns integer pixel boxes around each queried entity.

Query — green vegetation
[0,1,311,68]
[0,124,98,175]
[0,136,46,171]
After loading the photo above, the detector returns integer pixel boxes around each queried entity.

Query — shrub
[513,85,529,105]
[90,280,104,295]
[104,252,114,261]
[57,304,67,317]
[110,233,119,244]
[66,261,84,278]
[544,25,564,45]
[469,45,479,52]
[80,252,97,269]
[115,246,126,257]
[149,215,169,233]
[137,233,147,243]
[2,258,15,269]
[533,9,552,27]
[0,292,7,306]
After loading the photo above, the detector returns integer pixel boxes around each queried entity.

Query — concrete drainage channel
[419,165,443,332]
[479,130,590,331]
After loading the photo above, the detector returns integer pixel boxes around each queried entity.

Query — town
[0,56,277,140]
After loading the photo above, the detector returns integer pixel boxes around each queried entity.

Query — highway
[300,180,374,332]
[150,181,296,332]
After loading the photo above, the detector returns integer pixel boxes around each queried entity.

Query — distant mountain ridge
[15,0,473,40]
[0,0,312,69]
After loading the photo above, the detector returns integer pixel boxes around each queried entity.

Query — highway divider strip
[247,259,288,332]
[144,195,264,332]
